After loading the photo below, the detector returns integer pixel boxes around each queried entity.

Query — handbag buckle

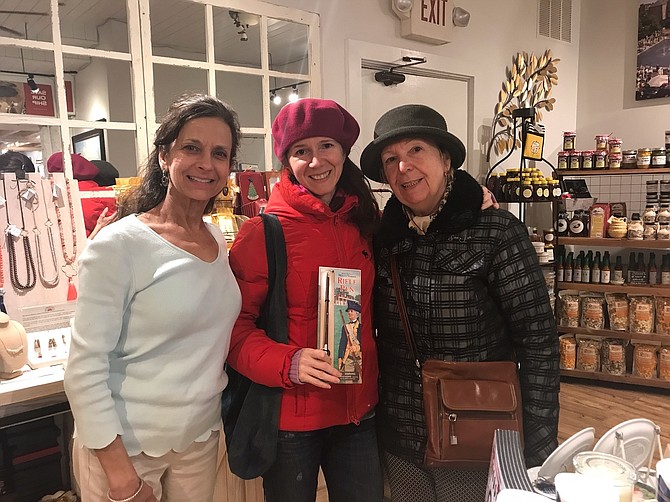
[448,413,458,445]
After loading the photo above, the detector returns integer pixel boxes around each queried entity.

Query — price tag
[52,184,65,207]
[5,224,22,237]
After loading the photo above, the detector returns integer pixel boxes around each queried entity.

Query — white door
[359,68,470,208]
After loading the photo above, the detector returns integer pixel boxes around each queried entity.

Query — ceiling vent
[538,0,572,43]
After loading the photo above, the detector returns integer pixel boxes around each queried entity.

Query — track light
[26,74,39,93]
[271,93,281,105]
[288,86,299,103]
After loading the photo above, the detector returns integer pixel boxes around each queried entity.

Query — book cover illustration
[317,266,362,384]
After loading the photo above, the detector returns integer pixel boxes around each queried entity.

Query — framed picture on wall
[72,129,106,160]
[636,1,670,101]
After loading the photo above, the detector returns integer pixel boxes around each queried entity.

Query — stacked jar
[558,131,577,171]
[608,137,622,169]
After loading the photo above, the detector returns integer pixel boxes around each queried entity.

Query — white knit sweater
[64,214,241,456]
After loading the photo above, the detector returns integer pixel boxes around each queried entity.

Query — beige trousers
[73,431,219,502]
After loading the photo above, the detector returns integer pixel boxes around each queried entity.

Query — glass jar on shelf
[627,213,644,240]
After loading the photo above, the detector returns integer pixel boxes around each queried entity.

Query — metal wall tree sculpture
[487,50,560,162]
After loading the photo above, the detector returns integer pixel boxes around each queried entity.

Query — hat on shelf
[46,152,99,181]
[91,160,120,187]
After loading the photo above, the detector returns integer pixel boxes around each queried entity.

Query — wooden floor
[559,377,670,462]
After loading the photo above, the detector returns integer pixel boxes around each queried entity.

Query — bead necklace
[3,178,37,291]
[51,178,78,300]
[26,180,60,287]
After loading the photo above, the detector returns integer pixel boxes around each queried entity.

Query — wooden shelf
[560,369,670,390]
[559,237,670,249]
[557,168,670,176]
[557,281,670,295]
[558,326,670,344]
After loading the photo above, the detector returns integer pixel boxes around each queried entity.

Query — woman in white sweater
[64,93,242,502]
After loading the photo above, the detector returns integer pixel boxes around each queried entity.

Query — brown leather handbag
[390,255,523,470]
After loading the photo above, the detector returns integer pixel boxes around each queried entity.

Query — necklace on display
[28,180,60,288]
[3,178,37,292]
[51,178,78,300]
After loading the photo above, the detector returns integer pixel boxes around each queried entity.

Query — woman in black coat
[360,104,559,502]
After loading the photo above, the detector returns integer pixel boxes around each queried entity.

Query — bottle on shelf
[637,252,647,283]
[662,254,670,285]
[564,252,574,282]
[556,253,565,282]
[591,251,601,284]
[581,253,591,283]
[601,251,611,284]
[648,252,658,285]
[612,255,624,285]
[573,253,583,283]
[627,252,636,283]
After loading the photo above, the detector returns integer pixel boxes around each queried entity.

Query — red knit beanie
[46,152,99,181]
[272,98,360,162]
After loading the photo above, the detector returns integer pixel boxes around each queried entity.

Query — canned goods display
[563,131,576,151]
[622,149,637,169]
[569,150,582,170]
[608,137,622,154]
[581,150,594,169]
[594,150,608,169]
[608,153,622,169]
[637,148,652,168]
[595,134,609,151]
[652,147,667,167]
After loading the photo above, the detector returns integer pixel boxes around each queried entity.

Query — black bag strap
[390,253,421,371]
[259,212,288,344]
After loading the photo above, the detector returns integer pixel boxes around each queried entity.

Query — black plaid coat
[374,170,559,468]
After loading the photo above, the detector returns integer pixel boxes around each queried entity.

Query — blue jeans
[262,417,383,502]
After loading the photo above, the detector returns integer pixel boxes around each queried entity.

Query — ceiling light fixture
[229,10,254,42]
[271,93,281,105]
[288,86,299,103]
[26,74,39,93]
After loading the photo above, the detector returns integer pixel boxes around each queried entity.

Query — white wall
[577,0,670,151]
[268,0,583,178]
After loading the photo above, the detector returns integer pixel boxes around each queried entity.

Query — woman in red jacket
[227,99,383,502]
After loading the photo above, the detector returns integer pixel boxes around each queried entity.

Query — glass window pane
[150,0,206,62]
[60,0,128,52]
[0,124,62,174]
[270,77,311,112]
[213,8,261,69]
[0,49,61,118]
[0,0,53,43]
[153,64,208,123]
[216,72,263,128]
[268,19,309,76]
[67,56,135,123]
[238,134,266,171]
[69,128,139,179]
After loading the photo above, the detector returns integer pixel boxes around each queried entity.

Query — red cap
[272,98,359,162]
[46,152,99,181]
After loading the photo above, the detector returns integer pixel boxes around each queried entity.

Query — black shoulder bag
[222,212,288,480]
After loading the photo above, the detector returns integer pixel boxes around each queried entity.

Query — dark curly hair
[118,93,241,217]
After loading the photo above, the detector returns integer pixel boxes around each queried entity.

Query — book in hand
[317,266,362,384]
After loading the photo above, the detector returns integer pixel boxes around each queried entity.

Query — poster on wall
[0,81,25,114]
[636,0,670,100]
[0,79,74,115]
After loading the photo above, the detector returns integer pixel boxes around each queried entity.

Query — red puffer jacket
[228,170,378,431]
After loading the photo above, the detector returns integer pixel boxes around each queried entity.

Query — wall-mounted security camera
[374,70,406,86]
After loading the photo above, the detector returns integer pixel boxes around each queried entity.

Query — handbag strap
[259,213,288,344]
[389,253,421,370]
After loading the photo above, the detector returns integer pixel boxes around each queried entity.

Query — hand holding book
[295,348,341,389]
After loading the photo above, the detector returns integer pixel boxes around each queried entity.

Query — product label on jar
[553,187,562,197]
[595,157,606,169]
[585,304,601,318]
[565,301,579,319]
[653,155,667,166]
[536,187,543,198]
[570,157,580,169]
[569,220,584,234]
[557,219,568,233]
[564,138,574,150]
[522,188,533,199]
[581,347,597,365]
[614,301,627,316]
[601,270,611,283]
[583,157,593,169]
[638,156,651,166]
[663,271,670,284]
[558,157,568,169]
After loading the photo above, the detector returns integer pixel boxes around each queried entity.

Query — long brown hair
[118,93,241,218]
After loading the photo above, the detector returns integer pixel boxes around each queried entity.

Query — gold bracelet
[107,479,144,502]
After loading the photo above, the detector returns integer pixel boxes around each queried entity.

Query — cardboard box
[589,203,610,238]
